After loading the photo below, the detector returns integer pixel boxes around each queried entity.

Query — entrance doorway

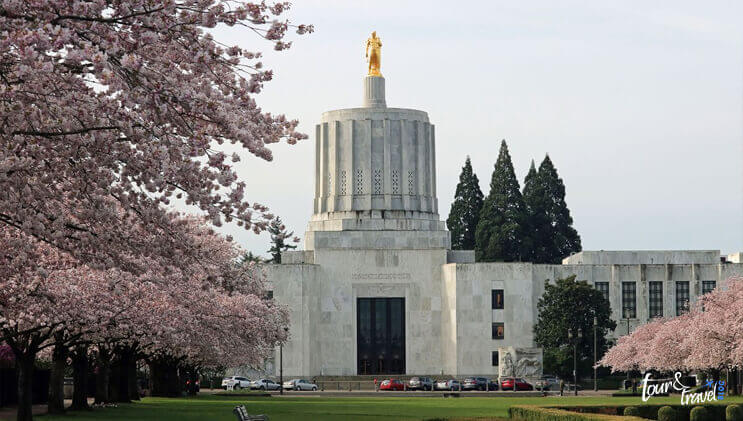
[356,298,405,375]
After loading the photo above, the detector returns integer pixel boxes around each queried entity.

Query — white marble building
[265,74,743,380]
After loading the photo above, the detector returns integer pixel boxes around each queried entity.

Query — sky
[207,0,743,258]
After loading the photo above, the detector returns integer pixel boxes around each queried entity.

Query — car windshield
[411,377,419,381]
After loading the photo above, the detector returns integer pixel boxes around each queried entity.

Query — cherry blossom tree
[600,277,743,391]
[1,215,288,419]
[1,0,310,269]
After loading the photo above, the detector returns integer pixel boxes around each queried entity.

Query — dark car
[408,376,433,391]
[500,377,533,391]
[462,377,490,391]
[185,378,200,393]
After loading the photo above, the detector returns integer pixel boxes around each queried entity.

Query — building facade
[265,73,743,380]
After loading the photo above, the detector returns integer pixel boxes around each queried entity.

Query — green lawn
[33,394,743,421]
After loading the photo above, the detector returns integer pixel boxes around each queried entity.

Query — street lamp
[568,329,582,396]
[593,317,598,392]
[624,317,631,384]
[279,326,288,395]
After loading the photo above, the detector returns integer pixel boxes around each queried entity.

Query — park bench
[233,405,269,421]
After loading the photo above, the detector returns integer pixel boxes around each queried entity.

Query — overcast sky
[207,0,743,258]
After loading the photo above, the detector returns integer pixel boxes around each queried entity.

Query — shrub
[728,405,743,421]
[657,406,676,421]
[623,407,640,417]
[690,406,712,421]
[509,405,646,420]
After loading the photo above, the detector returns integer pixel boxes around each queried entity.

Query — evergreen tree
[537,155,582,263]
[239,251,265,265]
[522,155,582,263]
[267,217,297,264]
[475,140,527,262]
[522,160,550,263]
[446,157,484,250]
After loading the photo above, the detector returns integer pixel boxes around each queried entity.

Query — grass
[32,394,743,421]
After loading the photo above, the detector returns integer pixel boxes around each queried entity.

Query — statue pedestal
[363,76,386,108]
[498,347,543,380]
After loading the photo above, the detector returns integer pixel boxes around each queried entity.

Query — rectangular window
[492,289,504,310]
[492,322,504,340]
[595,282,609,302]
[492,351,499,366]
[648,282,663,318]
[676,281,690,315]
[702,280,716,295]
[622,282,636,319]
[265,290,274,300]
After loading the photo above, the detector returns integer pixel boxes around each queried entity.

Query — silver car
[535,375,561,391]
[408,376,433,391]
[434,379,460,391]
[282,379,318,391]
[250,379,280,391]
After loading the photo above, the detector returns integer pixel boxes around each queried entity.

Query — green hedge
[510,404,733,421]
[690,406,713,421]
[623,407,641,417]
[728,405,743,421]
[657,406,675,421]
[509,406,647,421]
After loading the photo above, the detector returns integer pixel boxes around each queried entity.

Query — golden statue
[365,31,382,77]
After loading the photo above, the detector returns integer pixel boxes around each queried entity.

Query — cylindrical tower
[308,75,445,235]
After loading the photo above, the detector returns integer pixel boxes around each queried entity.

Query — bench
[233,405,269,421]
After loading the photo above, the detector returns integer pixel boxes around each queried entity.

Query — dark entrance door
[357,298,405,375]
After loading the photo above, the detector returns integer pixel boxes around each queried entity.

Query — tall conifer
[475,140,527,262]
[447,157,484,250]
[537,155,582,263]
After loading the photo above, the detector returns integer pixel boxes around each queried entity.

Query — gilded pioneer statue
[365,31,382,77]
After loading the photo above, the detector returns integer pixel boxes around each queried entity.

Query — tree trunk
[16,353,35,421]
[149,358,181,397]
[127,353,139,401]
[47,341,68,414]
[94,348,111,404]
[70,347,90,411]
[110,347,132,403]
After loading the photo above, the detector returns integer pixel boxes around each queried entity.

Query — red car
[500,377,533,391]
[379,379,405,391]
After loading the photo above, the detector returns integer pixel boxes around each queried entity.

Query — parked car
[379,379,405,391]
[185,378,200,393]
[462,377,492,391]
[221,376,251,390]
[535,375,561,391]
[408,376,433,391]
[500,377,534,391]
[251,379,281,391]
[282,379,318,391]
[434,379,461,391]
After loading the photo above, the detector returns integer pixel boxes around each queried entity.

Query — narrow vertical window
[702,280,716,295]
[595,282,609,303]
[676,281,689,315]
[492,289,504,310]
[492,323,504,340]
[648,282,663,318]
[492,351,499,366]
[621,282,636,319]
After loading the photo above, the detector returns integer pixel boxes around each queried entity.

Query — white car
[251,379,281,391]
[283,379,318,391]
[221,376,251,390]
